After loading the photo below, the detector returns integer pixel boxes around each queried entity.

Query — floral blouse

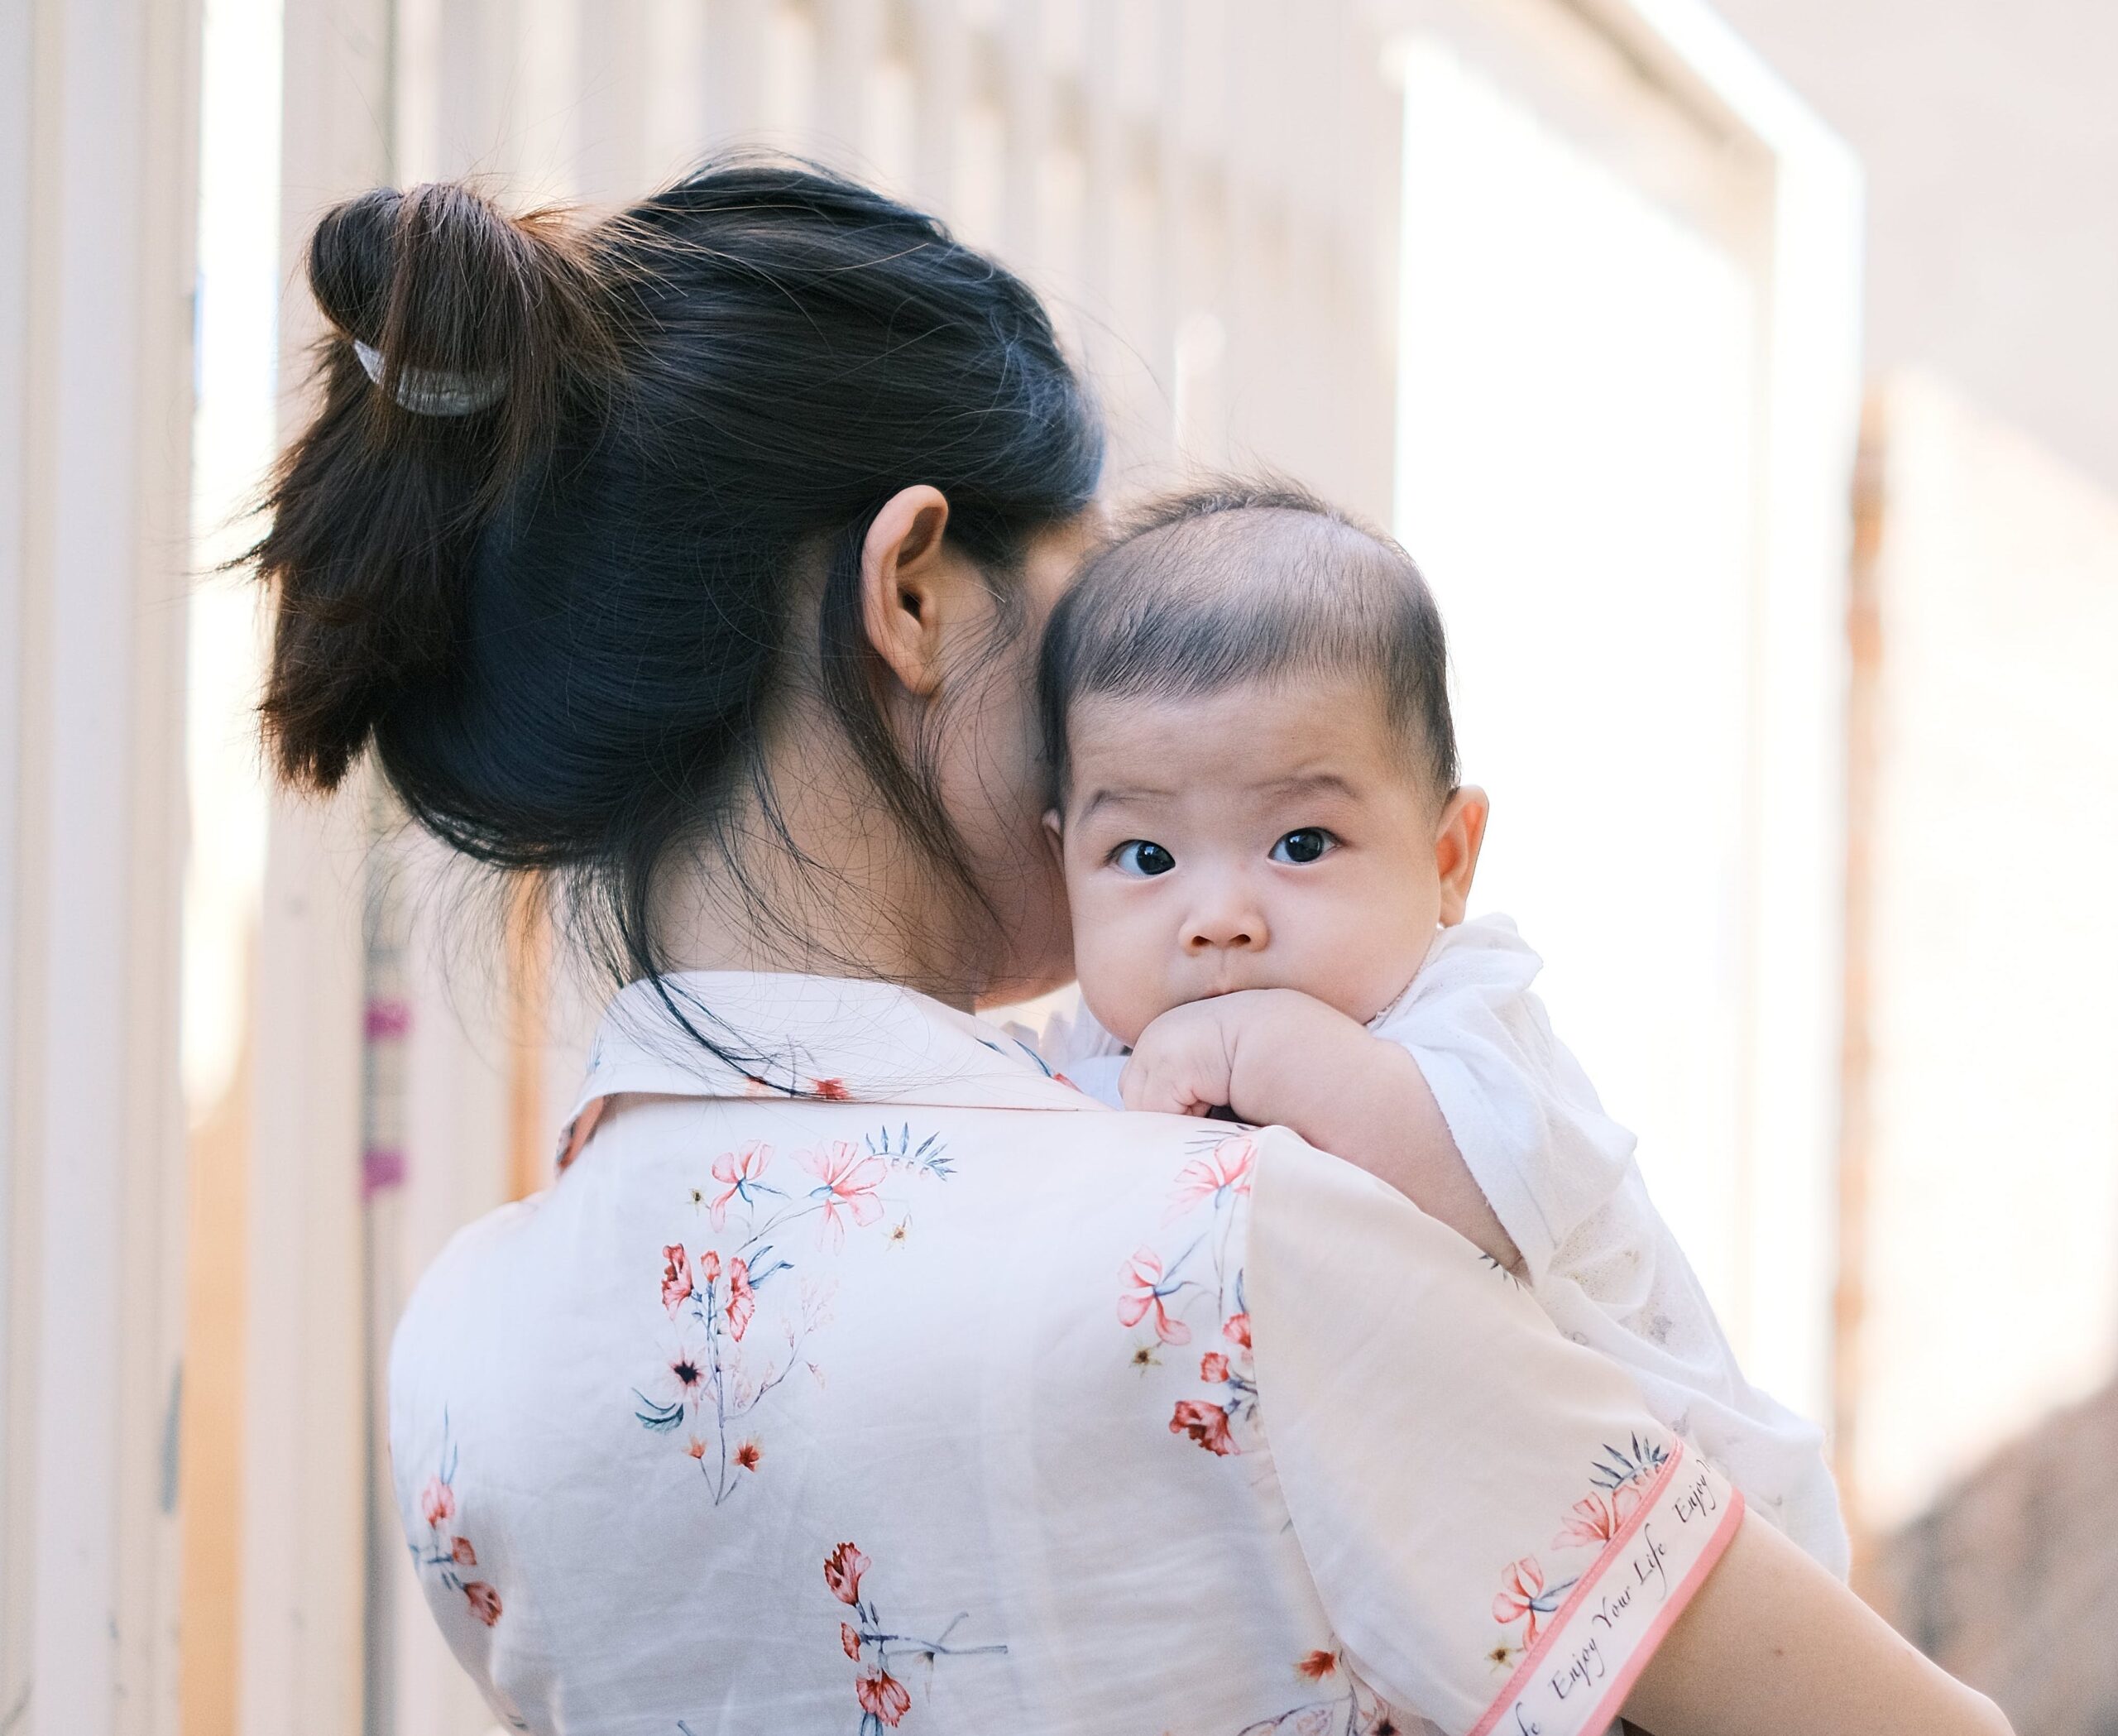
[390,972,1742,1736]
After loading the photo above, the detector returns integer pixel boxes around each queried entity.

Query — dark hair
[255,160,1103,995]
[1037,479,1459,800]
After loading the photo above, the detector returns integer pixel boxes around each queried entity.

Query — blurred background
[2,1,2113,1733]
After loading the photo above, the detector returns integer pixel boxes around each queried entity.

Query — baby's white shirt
[1037,912,1852,1576]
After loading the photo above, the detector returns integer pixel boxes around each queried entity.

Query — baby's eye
[1270,828,1337,866]
[1111,840,1176,878]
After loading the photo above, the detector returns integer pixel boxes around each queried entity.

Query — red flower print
[855,1666,912,1727]
[1167,1137,1256,1218]
[698,1249,721,1285]
[708,1141,773,1230]
[449,1537,477,1568]
[1223,1311,1252,1351]
[824,1542,870,1606]
[462,1581,502,1626]
[734,1438,761,1471]
[660,1244,693,1316]
[812,1077,852,1101]
[1118,1248,1193,1346]
[726,1256,755,1341]
[826,1547,1005,1709]
[803,1142,887,1248]
[419,1476,454,1529]
[1297,1649,1339,1681]
[685,1436,708,1460]
[1200,1351,1231,1383]
[1170,1398,1239,1455]
[1493,1556,1548,1643]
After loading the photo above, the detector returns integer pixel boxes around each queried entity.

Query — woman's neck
[653,720,982,1011]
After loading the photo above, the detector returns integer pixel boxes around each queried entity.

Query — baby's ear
[1042,808,1065,855]
[1434,785,1490,925]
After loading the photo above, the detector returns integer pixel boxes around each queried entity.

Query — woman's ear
[1434,785,1490,925]
[860,484,960,698]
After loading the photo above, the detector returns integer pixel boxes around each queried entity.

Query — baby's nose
[1184,900,1267,953]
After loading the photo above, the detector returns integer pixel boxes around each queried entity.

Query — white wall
[1849,372,2118,1528]
[1387,0,1862,1424]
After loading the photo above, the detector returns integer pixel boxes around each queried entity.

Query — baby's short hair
[1038,479,1459,801]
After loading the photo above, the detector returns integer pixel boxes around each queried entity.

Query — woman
[257,162,2005,1736]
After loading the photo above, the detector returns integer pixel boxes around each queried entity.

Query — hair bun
[255,180,618,792]
[308,181,613,456]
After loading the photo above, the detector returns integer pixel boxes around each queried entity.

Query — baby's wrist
[1222,990,1378,1122]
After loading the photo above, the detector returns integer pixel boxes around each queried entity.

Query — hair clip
[353,338,506,418]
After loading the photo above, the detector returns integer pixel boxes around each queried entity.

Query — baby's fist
[1121,989,1374,1128]
[1119,999,1243,1118]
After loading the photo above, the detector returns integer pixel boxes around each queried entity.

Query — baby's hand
[1123,986,1524,1273]
[1119,989,1373,1122]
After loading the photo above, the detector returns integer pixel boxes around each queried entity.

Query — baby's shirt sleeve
[1378,915,1851,1575]
[1377,915,1637,1283]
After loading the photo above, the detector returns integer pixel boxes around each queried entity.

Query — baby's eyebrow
[1076,770,1361,819]
[1256,771,1359,799]
[1078,785,1171,818]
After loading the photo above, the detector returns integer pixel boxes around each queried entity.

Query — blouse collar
[568,971,1100,1124]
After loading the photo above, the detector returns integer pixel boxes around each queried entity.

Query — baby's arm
[1121,988,1522,1270]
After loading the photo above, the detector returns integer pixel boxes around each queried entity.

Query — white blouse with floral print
[390,972,1743,1736]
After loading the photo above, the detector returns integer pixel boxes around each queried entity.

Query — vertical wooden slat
[707,0,775,141]
[998,0,1047,270]
[508,0,585,204]
[1834,387,1887,1585]
[242,9,391,1736]
[1355,12,1404,527]
[645,0,716,184]
[179,0,286,1720]
[909,0,966,214]
[576,0,653,208]
[0,0,29,1702]
[0,0,202,1731]
[816,0,878,170]
[1146,0,1186,468]
[505,880,552,1206]
[1074,0,1119,362]
[384,833,510,1736]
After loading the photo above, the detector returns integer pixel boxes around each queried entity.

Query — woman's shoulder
[387,1191,546,1397]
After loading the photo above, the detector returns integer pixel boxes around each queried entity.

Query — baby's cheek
[1069,920,1162,1048]
[1281,898,1418,1024]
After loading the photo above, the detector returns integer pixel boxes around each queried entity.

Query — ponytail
[256,182,616,790]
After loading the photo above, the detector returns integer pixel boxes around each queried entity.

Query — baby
[1035,482,1849,1572]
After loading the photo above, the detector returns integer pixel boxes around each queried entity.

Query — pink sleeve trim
[1569,1487,1742,1735]
[1468,1443,1744,1736]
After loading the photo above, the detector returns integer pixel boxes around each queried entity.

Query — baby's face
[1054,674,1457,1046]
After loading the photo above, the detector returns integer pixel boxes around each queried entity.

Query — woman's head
[256,159,1104,1006]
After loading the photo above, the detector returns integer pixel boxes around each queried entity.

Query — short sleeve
[1247,1129,1744,1736]
[1380,917,1637,1281]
